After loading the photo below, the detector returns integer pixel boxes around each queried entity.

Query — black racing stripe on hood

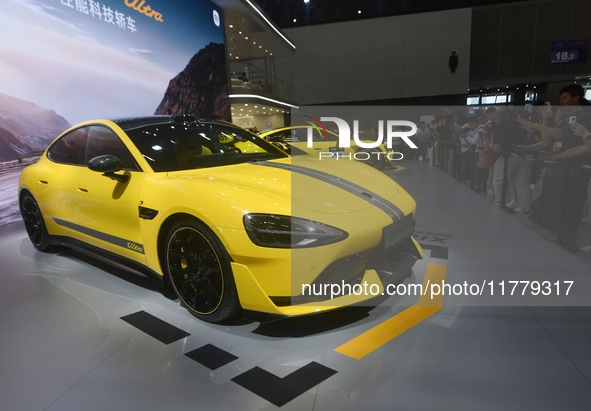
[256,162,403,222]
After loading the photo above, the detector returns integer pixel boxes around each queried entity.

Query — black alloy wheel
[165,219,240,322]
[20,192,52,251]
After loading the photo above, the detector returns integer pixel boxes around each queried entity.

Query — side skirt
[50,235,165,287]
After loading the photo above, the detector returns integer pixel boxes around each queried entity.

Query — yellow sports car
[260,125,396,170]
[19,116,422,322]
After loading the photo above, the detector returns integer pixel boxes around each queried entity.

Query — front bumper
[231,236,423,316]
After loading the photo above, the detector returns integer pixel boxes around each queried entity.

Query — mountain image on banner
[0,92,71,162]
[154,42,230,120]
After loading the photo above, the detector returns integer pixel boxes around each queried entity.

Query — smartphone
[544,101,552,113]
[569,115,577,125]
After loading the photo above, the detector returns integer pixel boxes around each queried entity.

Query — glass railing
[229,61,294,101]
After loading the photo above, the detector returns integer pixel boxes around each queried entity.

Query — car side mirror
[88,155,129,183]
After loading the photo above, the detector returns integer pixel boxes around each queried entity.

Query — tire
[20,192,53,252]
[164,219,240,323]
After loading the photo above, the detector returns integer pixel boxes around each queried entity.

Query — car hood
[166,157,400,216]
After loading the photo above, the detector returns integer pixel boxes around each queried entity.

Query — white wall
[285,8,471,104]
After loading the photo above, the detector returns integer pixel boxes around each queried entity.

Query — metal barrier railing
[429,139,591,250]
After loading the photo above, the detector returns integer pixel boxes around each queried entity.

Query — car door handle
[39,180,48,184]
[78,186,88,193]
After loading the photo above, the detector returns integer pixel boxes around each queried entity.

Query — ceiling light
[243,0,296,50]
[229,24,234,28]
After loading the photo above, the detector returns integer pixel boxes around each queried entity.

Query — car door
[39,127,87,235]
[71,125,147,264]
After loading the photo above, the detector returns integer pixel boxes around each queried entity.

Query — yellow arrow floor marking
[335,263,447,360]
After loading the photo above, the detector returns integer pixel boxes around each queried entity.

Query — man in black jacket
[518,84,591,248]
[489,108,532,213]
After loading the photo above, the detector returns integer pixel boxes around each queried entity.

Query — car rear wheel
[20,192,52,251]
[164,219,240,323]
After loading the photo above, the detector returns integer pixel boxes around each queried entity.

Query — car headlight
[243,214,348,248]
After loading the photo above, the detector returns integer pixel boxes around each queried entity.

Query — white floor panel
[318,313,591,411]
[2,160,591,411]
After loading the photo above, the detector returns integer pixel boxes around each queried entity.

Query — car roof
[260,125,339,138]
[112,115,218,132]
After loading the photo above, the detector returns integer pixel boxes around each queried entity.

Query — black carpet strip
[232,361,337,407]
[121,311,190,344]
[185,344,238,370]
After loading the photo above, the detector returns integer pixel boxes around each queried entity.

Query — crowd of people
[413,84,591,254]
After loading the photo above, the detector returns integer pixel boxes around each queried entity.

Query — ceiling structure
[252,0,526,28]
[214,0,296,61]
[212,0,533,116]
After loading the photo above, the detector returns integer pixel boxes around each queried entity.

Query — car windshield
[263,127,339,157]
[265,127,339,143]
[125,120,288,172]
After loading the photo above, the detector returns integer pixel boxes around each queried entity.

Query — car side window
[85,126,138,170]
[47,128,85,165]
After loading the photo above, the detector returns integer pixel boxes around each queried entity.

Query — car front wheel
[164,219,240,323]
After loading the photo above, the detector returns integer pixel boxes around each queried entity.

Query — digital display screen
[550,39,588,64]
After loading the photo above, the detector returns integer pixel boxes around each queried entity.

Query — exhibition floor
[2,160,591,411]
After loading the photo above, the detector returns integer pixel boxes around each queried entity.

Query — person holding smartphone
[541,122,591,253]
[518,84,591,249]
[488,108,532,212]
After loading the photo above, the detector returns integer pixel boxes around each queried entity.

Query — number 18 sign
[550,40,588,64]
